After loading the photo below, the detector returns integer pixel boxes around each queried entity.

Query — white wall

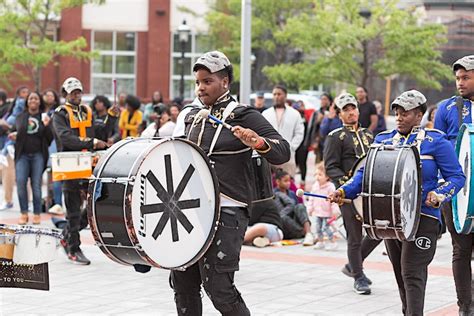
[82,0,149,31]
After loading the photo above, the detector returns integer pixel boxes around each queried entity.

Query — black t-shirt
[23,113,43,154]
[358,101,376,129]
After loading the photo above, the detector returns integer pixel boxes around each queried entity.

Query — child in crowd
[274,169,314,246]
[307,162,339,250]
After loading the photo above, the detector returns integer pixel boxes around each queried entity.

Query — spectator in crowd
[307,162,339,250]
[169,103,180,123]
[10,91,53,224]
[254,91,266,113]
[119,95,143,139]
[355,86,378,132]
[0,86,30,210]
[141,104,176,137]
[43,89,61,116]
[423,105,437,129]
[143,90,164,127]
[372,100,387,135]
[91,95,120,146]
[294,100,309,189]
[274,169,314,246]
[262,85,304,177]
[306,93,333,162]
[319,102,342,139]
[43,88,64,215]
[244,199,284,248]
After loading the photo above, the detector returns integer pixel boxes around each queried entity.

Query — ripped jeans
[170,207,250,316]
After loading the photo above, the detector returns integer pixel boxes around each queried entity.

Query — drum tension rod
[359,192,401,199]
[90,176,136,184]
[363,222,403,231]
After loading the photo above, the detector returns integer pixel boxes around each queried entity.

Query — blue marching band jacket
[340,127,465,223]
[435,96,473,146]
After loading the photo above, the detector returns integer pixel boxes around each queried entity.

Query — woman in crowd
[118,95,143,139]
[10,91,53,224]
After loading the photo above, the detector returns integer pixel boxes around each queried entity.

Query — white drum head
[456,128,471,228]
[399,150,419,238]
[131,140,218,269]
[351,157,366,218]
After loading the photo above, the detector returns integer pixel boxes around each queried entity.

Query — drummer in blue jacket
[434,55,474,316]
[330,90,465,316]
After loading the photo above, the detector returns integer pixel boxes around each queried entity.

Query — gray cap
[391,90,427,111]
[453,55,474,72]
[193,51,231,73]
[335,93,358,110]
[62,77,83,94]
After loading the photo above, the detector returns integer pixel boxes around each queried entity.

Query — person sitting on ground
[273,168,314,246]
[307,162,339,250]
[244,199,284,248]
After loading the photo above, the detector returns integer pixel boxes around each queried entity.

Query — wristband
[254,138,265,149]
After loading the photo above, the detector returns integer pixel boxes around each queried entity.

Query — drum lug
[374,220,390,229]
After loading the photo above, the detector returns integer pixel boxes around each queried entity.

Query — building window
[170,33,212,100]
[91,31,136,96]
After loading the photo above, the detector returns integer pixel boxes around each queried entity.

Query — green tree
[204,0,450,92]
[205,0,312,90]
[0,0,104,90]
[263,0,451,91]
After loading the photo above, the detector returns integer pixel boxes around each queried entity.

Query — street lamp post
[178,20,191,100]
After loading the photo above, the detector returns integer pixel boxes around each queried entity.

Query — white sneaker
[325,241,338,251]
[252,236,270,248]
[314,241,325,249]
[302,232,315,246]
[48,204,64,215]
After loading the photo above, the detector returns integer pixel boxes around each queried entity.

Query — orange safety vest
[62,103,93,139]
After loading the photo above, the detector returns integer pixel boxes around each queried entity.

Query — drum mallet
[198,109,258,143]
[296,189,351,204]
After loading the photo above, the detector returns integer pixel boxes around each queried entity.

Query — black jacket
[52,103,95,152]
[13,111,54,171]
[323,125,373,187]
[93,112,120,143]
[185,95,290,206]
[249,199,283,230]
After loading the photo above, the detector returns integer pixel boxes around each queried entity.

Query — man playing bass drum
[330,90,465,316]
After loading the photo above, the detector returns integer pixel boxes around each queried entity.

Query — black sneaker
[67,249,91,265]
[342,264,372,285]
[354,276,371,295]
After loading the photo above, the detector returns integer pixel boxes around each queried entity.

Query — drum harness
[360,129,428,234]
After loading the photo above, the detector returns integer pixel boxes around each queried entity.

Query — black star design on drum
[402,170,416,220]
[139,155,200,242]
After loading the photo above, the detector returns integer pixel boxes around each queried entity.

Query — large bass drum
[88,138,220,270]
[453,123,474,234]
[361,145,422,241]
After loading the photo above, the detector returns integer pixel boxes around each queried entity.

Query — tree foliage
[0,0,104,89]
[204,0,451,91]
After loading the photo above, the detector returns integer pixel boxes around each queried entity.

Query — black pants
[63,180,88,253]
[281,204,310,239]
[170,207,250,316]
[385,216,440,316]
[341,204,382,278]
[295,144,308,182]
[442,203,473,312]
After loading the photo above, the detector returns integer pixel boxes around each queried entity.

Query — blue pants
[16,153,44,214]
[315,216,333,240]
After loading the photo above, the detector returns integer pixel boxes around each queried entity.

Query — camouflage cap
[335,93,358,110]
[193,51,231,73]
[453,55,474,72]
[62,77,83,94]
[391,90,427,111]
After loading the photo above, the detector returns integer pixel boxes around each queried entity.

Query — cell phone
[41,113,48,120]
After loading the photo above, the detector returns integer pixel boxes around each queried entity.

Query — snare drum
[88,137,220,270]
[0,224,62,265]
[361,145,422,241]
[250,151,273,202]
[350,156,366,220]
[453,123,474,234]
[51,151,93,181]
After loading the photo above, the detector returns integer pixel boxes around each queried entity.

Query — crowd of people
[0,51,472,316]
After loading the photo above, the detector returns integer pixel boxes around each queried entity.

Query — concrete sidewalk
[0,206,460,315]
